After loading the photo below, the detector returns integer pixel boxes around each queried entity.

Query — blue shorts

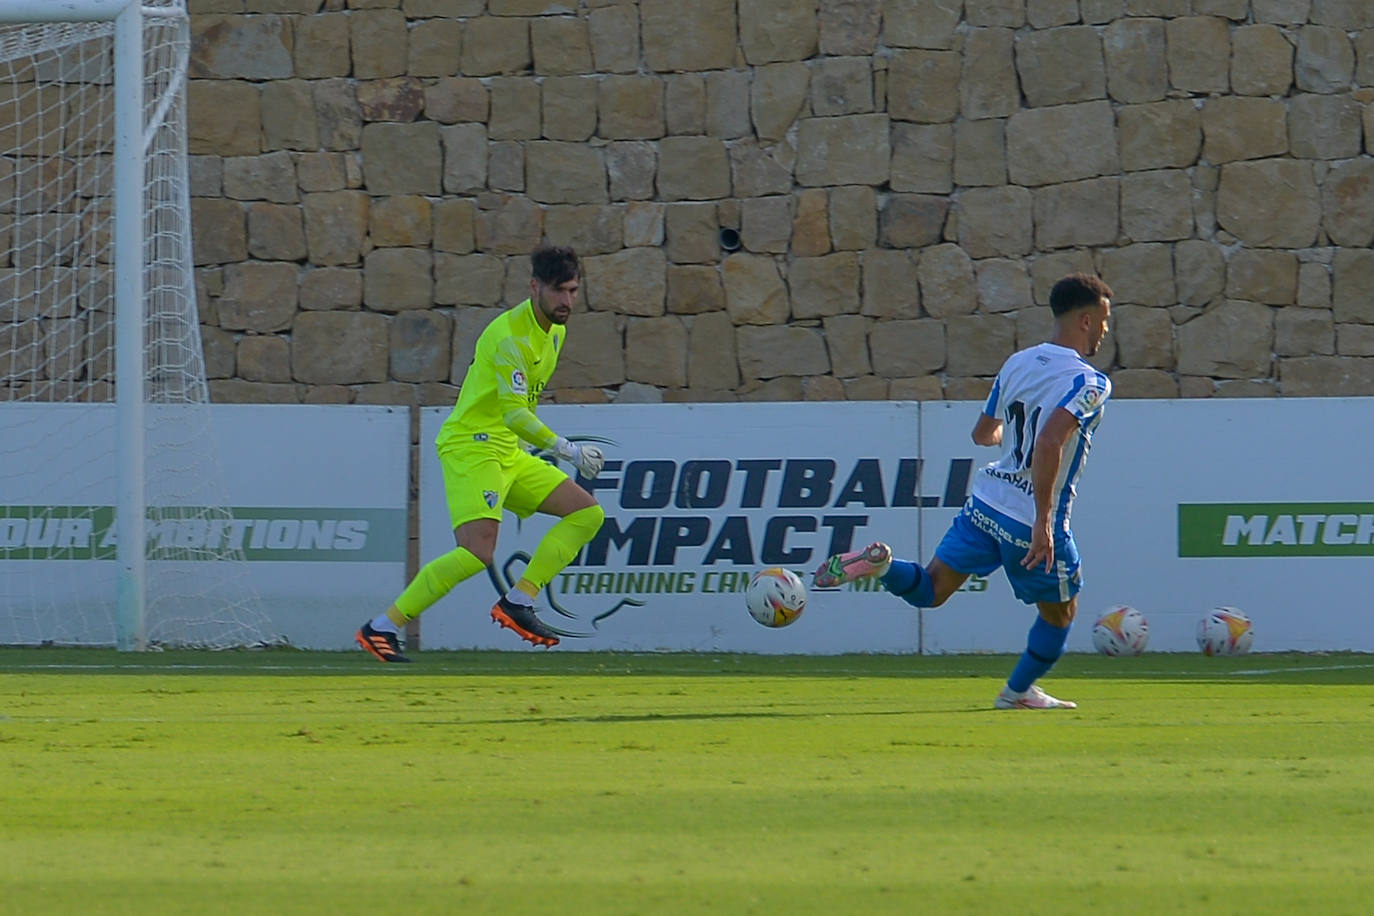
[934,497,1082,605]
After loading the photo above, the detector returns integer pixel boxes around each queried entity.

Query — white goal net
[0,1,273,648]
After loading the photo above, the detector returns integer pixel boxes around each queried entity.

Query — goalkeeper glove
[554,437,605,479]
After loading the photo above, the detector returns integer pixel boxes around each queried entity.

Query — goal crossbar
[0,2,168,24]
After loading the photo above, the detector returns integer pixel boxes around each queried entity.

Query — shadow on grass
[447,707,927,727]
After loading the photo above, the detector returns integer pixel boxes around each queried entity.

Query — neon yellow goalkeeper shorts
[439,443,568,530]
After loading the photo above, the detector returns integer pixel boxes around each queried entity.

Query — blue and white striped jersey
[971,342,1111,530]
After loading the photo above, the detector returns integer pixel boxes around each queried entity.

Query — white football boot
[994,684,1077,710]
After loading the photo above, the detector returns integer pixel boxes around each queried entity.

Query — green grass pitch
[2,648,1373,915]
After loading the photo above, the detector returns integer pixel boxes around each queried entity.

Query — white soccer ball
[1092,604,1149,656]
[746,567,807,628]
[1197,606,1254,656]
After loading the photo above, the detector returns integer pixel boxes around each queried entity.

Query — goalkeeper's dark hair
[531,245,580,287]
[1049,273,1113,316]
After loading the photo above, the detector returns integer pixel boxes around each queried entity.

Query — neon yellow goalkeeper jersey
[436,299,566,456]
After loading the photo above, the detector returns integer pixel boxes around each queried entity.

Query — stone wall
[187,0,1374,407]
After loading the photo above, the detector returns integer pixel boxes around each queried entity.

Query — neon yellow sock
[521,504,605,593]
[393,546,487,622]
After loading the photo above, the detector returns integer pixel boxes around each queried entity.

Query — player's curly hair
[531,245,580,287]
[1049,273,1113,316]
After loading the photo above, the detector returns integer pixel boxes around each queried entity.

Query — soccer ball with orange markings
[1092,605,1149,656]
[746,567,807,628]
[1197,607,1254,656]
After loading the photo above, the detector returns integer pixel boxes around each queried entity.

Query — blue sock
[1007,617,1071,693]
[881,560,935,608]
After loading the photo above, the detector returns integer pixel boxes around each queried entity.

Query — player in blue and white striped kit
[814,273,1114,710]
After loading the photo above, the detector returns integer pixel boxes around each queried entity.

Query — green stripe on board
[0,506,405,562]
[1178,502,1374,557]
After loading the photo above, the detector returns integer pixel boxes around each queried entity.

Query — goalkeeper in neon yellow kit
[356,246,606,659]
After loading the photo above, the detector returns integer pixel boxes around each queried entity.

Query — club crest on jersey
[510,370,527,394]
[483,490,498,508]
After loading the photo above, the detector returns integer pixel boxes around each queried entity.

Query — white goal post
[0,0,271,649]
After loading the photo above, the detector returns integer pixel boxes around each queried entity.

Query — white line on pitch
[1227,662,1374,676]
[1,660,1373,678]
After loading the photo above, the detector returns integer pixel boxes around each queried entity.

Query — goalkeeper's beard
[536,291,571,326]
